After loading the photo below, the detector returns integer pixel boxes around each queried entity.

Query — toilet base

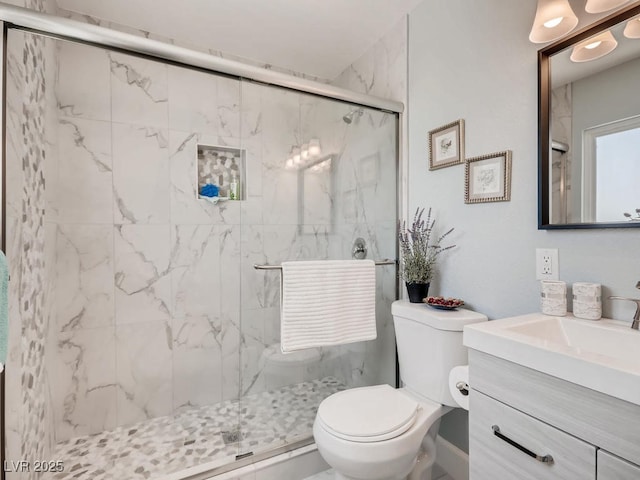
[333,460,415,480]
[332,462,433,480]
[331,419,440,480]
[407,420,439,480]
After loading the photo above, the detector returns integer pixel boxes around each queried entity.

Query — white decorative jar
[572,282,602,320]
[541,280,567,316]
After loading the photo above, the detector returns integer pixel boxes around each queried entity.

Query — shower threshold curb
[157,440,317,480]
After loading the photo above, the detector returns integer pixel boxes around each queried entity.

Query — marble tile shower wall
[330,15,408,389]
[53,39,397,443]
[551,84,573,224]
[53,40,244,441]
[5,2,60,477]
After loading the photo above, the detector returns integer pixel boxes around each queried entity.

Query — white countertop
[464,313,640,406]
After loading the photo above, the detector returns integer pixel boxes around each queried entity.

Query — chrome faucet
[609,287,640,330]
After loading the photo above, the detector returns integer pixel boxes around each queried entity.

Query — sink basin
[464,313,640,406]
[505,316,640,363]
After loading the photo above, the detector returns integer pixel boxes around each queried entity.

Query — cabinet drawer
[598,450,640,479]
[470,391,596,480]
[469,350,640,463]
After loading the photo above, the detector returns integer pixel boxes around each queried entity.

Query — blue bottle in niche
[199,179,219,198]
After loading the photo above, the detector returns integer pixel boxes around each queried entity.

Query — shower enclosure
[2,5,401,480]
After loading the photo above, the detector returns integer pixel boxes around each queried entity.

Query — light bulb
[293,147,301,164]
[543,16,563,28]
[529,0,578,44]
[585,0,630,14]
[301,143,309,160]
[623,17,640,38]
[286,158,294,169]
[308,138,321,156]
[570,30,617,62]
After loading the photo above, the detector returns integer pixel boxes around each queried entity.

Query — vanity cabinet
[470,390,595,479]
[468,350,640,480]
[598,451,640,479]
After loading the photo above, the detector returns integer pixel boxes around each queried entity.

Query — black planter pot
[405,282,430,303]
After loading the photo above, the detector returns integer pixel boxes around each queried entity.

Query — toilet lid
[317,385,419,443]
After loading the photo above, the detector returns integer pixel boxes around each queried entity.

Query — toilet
[313,299,487,480]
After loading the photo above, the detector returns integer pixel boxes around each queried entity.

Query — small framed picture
[428,119,465,170]
[465,150,512,204]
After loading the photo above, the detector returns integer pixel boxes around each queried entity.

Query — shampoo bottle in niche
[229,172,240,200]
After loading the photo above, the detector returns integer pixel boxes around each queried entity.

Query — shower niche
[197,144,246,201]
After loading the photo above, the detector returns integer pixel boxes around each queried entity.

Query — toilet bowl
[312,300,488,480]
[313,385,450,480]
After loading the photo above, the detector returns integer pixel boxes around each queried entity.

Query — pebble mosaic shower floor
[46,377,345,480]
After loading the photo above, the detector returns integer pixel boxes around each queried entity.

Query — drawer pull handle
[492,425,554,465]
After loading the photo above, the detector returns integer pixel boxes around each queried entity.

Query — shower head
[343,108,363,124]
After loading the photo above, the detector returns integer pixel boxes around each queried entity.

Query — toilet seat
[317,385,422,443]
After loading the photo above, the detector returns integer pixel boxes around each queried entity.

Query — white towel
[280,260,377,353]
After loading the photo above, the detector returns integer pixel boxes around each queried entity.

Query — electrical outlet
[536,248,559,281]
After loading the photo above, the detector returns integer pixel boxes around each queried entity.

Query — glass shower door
[237,80,399,457]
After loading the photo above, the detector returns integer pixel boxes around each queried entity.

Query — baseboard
[435,435,469,480]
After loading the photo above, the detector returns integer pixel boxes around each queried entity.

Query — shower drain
[221,428,245,445]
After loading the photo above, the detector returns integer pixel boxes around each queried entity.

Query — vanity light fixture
[585,0,630,14]
[308,138,321,156]
[285,139,323,169]
[293,146,302,165]
[623,17,640,38]
[286,146,296,169]
[570,30,618,62]
[529,0,579,43]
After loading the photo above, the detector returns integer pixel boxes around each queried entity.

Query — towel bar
[253,259,396,270]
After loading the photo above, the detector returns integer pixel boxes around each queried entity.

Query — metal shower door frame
[0,3,405,477]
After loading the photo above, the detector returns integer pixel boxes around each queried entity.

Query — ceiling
[56,0,423,80]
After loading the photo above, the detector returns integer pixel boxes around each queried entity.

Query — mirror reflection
[548,15,640,225]
[299,154,334,234]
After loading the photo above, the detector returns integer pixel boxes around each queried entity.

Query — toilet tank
[391,300,487,407]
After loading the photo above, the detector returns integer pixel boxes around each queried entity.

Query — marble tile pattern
[46,377,345,480]
[5,28,28,477]
[303,470,336,480]
[332,15,407,103]
[4,2,60,478]
[44,21,399,480]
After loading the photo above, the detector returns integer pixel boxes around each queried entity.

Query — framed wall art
[465,150,512,204]
[428,119,465,170]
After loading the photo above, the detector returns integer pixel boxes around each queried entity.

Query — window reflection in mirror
[585,118,640,222]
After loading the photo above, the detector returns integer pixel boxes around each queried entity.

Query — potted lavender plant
[398,208,455,303]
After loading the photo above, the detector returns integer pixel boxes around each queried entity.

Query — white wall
[408,0,640,450]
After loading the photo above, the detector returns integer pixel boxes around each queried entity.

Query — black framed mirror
[539,3,640,229]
